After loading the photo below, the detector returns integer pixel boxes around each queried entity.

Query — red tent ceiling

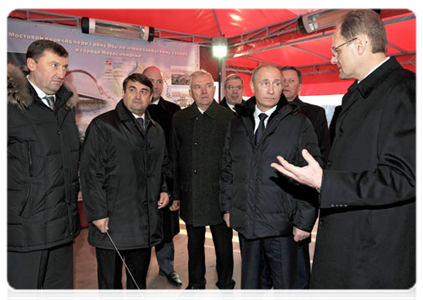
[16,9,416,97]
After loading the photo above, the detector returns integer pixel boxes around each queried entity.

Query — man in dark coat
[281,65,331,289]
[7,40,80,289]
[171,70,236,289]
[282,66,331,163]
[80,73,171,289]
[220,64,321,289]
[272,10,415,289]
[143,66,182,287]
[219,74,245,113]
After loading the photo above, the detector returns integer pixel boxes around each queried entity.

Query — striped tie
[44,95,55,110]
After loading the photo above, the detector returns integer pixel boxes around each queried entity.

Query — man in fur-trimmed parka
[7,40,80,289]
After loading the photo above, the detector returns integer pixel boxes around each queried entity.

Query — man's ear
[27,58,36,72]
[250,81,255,94]
[356,35,369,56]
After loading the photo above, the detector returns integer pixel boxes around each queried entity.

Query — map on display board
[7,18,200,140]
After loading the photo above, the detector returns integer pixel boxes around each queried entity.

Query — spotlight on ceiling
[297,9,353,34]
[81,17,154,42]
[212,37,228,58]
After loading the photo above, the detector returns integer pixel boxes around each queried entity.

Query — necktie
[137,117,145,131]
[255,113,268,144]
[44,95,55,110]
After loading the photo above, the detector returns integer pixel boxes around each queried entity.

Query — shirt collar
[254,104,277,119]
[26,75,55,100]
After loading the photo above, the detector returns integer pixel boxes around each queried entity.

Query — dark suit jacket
[147,97,181,242]
[171,100,234,226]
[292,97,330,164]
[311,57,415,288]
[329,105,342,145]
[219,97,245,114]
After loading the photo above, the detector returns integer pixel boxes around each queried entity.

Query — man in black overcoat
[143,66,182,287]
[8,40,80,289]
[272,10,415,289]
[80,73,171,289]
[171,70,236,289]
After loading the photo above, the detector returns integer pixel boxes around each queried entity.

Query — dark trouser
[297,242,311,289]
[186,222,235,289]
[8,243,74,289]
[96,247,151,289]
[239,234,297,289]
[155,240,175,275]
[260,241,310,289]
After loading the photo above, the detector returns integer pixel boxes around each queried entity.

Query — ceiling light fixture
[81,17,154,42]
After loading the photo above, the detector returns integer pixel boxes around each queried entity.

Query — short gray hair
[189,70,214,87]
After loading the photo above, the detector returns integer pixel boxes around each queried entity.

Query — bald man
[143,66,182,287]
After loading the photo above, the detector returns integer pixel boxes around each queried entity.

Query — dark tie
[137,117,145,131]
[255,113,268,144]
[44,95,55,110]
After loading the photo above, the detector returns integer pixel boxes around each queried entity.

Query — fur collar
[234,94,293,118]
[7,63,78,110]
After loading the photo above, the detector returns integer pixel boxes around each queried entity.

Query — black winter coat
[220,96,321,239]
[292,97,331,164]
[80,100,171,250]
[311,57,416,289]
[147,97,181,242]
[172,101,234,226]
[7,64,81,252]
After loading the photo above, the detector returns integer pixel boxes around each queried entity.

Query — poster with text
[8,18,200,139]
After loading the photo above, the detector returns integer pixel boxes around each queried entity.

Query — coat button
[319,220,324,226]
[193,169,198,174]
[194,142,198,146]
[57,131,61,135]
[143,201,147,206]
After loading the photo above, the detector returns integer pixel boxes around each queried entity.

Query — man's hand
[271,149,323,190]
[158,192,170,209]
[223,213,230,228]
[93,217,109,233]
[293,226,311,242]
[169,200,180,211]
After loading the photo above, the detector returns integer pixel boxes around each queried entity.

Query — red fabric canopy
[31,9,416,97]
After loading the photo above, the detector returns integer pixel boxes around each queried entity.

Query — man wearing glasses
[271,10,415,289]
[220,74,245,113]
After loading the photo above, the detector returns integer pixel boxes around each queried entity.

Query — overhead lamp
[212,37,228,58]
[297,9,353,34]
[81,17,154,42]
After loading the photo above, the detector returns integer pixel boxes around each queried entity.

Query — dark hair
[224,74,244,88]
[26,39,69,61]
[281,66,302,84]
[340,10,388,54]
[122,73,153,93]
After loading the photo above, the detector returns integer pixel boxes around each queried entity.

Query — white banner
[8,18,200,138]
